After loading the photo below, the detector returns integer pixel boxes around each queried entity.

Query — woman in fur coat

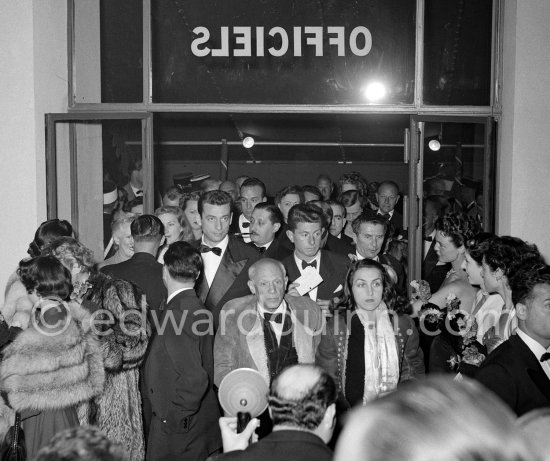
[45,237,151,461]
[0,256,104,459]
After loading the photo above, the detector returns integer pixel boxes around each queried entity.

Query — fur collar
[0,302,104,412]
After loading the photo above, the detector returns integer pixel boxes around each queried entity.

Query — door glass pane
[73,0,143,103]
[423,0,493,106]
[48,119,143,261]
[151,0,416,104]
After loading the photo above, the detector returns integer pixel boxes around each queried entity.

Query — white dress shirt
[239,214,252,243]
[166,287,193,304]
[356,251,379,262]
[201,235,229,287]
[516,328,550,380]
[294,251,322,301]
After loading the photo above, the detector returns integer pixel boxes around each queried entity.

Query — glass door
[45,113,153,261]
[408,116,496,284]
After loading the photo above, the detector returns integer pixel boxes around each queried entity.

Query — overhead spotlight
[363,81,387,102]
[243,136,255,149]
[428,138,441,151]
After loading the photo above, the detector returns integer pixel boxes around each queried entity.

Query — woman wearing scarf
[316,259,424,408]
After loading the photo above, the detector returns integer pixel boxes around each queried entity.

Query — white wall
[498,0,550,261]
[0,1,67,300]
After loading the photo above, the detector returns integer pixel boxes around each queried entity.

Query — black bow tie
[241,221,250,229]
[200,245,222,256]
[378,212,391,220]
[257,246,267,254]
[541,352,550,362]
[135,190,143,196]
[264,312,283,324]
[302,259,317,270]
[424,236,433,242]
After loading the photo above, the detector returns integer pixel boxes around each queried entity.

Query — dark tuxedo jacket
[379,253,407,295]
[283,249,350,300]
[250,239,293,262]
[422,239,451,293]
[325,233,354,257]
[144,290,221,460]
[216,430,332,461]
[475,334,550,416]
[275,223,295,253]
[192,237,260,330]
[101,252,167,312]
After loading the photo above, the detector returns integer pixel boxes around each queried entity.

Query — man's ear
[113,235,121,246]
[247,280,256,294]
[286,229,295,244]
[261,196,267,203]
[516,302,528,321]
[273,222,281,234]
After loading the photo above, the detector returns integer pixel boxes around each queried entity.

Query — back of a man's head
[35,426,125,461]
[131,214,163,252]
[269,364,337,438]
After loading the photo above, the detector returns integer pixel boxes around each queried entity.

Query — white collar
[356,250,379,262]
[201,234,229,255]
[254,239,274,251]
[167,287,193,304]
[257,299,287,320]
[517,328,550,360]
[377,209,394,218]
[131,183,143,196]
[294,250,321,270]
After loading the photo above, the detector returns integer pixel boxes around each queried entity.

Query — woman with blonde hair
[154,205,194,262]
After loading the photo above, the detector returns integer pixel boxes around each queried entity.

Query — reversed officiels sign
[190,26,372,57]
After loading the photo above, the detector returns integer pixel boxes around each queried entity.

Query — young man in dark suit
[476,262,550,416]
[193,190,260,331]
[283,204,349,316]
[144,242,221,460]
[216,365,336,461]
[351,214,407,295]
[249,202,292,261]
[229,178,267,243]
[102,214,166,312]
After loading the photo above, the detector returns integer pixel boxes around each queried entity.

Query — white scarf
[356,302,400,404]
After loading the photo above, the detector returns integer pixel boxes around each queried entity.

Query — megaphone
[218,368,269,433]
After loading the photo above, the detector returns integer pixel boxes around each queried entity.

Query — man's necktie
[241,222,250,228]
[257,246,267,254]
[540,352,550,362]
[302,259,317,270]
[200,245,222,256]
[424,236,433,242]
[264,312,283,324]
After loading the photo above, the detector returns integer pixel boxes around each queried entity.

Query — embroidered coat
[316,310,424,402]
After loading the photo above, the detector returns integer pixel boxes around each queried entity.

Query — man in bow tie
[122,158,144,202]
[476,262,550,416]
[214,258,322,387]
[192,190,260,331]
[372,180,403,239]
[230,178,267,243]
[282,204,349,316]
[249,203,292,261]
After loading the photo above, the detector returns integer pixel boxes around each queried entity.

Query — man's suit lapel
[285,255,301,283]
[423,240,438,275]
[205,241,246,309]
[318,251,336,299]
[245,314,270,384]
[514,335,550,402]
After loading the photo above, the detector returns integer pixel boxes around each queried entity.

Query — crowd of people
[0,170,549,461]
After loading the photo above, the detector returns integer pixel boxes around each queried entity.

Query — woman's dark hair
[465,232,496,265]
[483,236,542,278]
[28,219,73,257]
[435,212,480,248]
[18,255,73,300]
[43,237,97,274]
[338,259,396,311]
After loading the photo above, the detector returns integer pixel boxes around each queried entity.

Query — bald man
[217,364,336,461]
[214,259,323,387]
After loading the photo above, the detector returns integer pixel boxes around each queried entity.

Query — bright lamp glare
[428,139,441,151]
[243,136,255,149]
[364,82,387,102]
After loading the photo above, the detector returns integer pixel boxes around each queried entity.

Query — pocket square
[333,284,343,293]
